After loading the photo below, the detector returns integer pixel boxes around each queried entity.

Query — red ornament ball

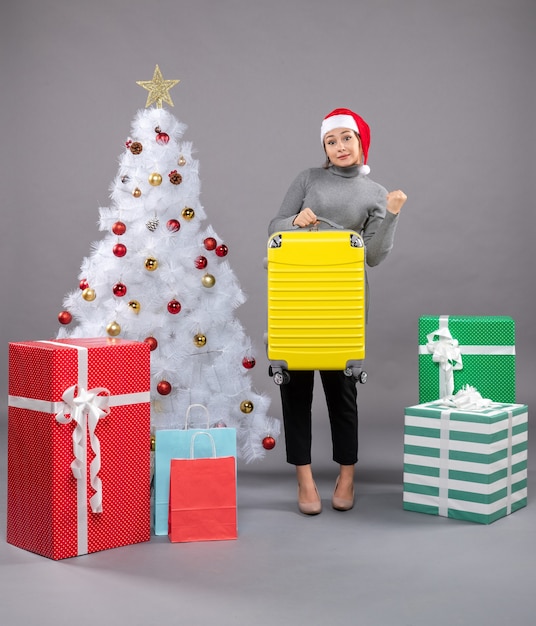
[215,244,229,257]
[58,310,72,325]
[156,132,170,145]
[79,278,89,290]
[204,237,217,251]
[167,299,182,314]
[157,380,172,395]
[112,221,127,235]
[144,336,158,351]
[195,255,208,269]
[242,356,256,369]
[166,219,180,233]
[113,243,127,257]
[112,282,127,297]
[262,436,276,450]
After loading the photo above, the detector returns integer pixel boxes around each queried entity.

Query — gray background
[2,0,534,469]
[1,2,535,624]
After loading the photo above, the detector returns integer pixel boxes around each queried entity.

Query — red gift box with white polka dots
[7,338,151,560]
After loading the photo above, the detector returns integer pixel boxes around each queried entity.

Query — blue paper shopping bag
[154,404,237,535]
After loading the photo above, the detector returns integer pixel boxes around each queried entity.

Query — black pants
[280,370,358,466]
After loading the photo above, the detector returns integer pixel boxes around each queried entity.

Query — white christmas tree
[57,65,279,461]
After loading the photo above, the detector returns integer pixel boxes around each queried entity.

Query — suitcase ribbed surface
[267,230,365,370]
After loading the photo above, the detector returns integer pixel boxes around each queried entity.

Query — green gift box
[418,315,516,403]
[403,401,528,524]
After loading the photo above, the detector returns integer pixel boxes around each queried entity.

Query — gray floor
[1,417,535,626]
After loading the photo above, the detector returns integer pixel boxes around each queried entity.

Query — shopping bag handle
[185,403,210,429]
[190,431,217,459]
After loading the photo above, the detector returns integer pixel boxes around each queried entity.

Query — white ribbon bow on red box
[55,384,111,514]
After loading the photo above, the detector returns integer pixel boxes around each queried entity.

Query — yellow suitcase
[266,221,367,385]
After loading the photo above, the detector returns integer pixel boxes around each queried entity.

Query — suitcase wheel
[269,365,291,385]
[273,370,291,385]
[344,368,368,384]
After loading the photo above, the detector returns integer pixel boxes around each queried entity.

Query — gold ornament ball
[106,321,121,337]
[128,300,141,313]
[201,273,216,288]
[82,288,96,301]
[145,257,158,271]
[178,156,187,166]
[240,400,254,414]
[194,333,207,347]
[132,187,142,198]
[182,207,195,220]
[148,172,162,186]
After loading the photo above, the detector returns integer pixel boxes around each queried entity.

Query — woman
[268,108,406,515]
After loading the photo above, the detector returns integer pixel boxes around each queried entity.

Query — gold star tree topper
[136,65,180,108]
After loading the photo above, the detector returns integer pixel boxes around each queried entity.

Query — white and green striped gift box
[403,401,528,524]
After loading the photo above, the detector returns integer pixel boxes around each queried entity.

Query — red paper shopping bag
[168,432,237,542]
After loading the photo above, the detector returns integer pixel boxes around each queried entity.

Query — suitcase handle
[309,217,344,231]
[309,218,364,247]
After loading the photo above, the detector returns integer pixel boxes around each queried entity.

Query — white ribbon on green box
[437,406,514,518]
[418,315,516,403]
[8,340,150,556]
[425,324,463,398]
[436,386,512,517]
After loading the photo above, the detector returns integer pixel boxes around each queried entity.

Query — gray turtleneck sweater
[268,164,399,267]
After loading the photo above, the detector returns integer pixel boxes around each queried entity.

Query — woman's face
[323,128,363,168]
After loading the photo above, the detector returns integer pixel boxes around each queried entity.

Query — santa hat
[320,108,371,174]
